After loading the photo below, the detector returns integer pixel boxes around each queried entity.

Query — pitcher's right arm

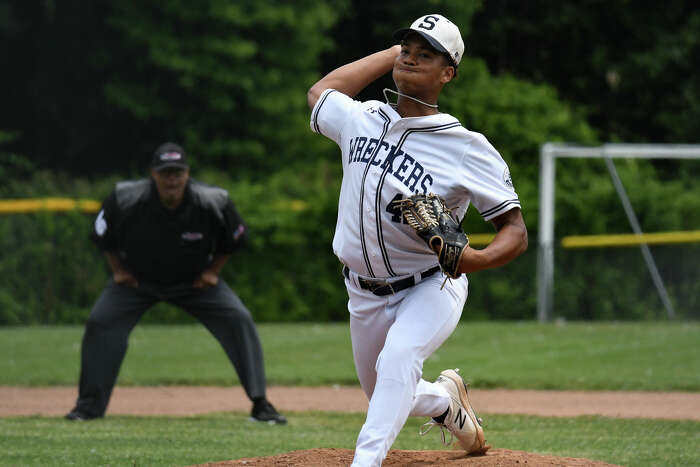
[307,45,401,110]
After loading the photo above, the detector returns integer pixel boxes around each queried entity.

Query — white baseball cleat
[421,368,489,455]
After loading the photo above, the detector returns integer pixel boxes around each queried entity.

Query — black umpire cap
[151,142,189,171]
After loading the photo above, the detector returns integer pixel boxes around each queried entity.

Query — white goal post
[537,143,700,322]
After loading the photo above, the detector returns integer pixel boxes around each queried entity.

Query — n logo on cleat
[454,408,467,430]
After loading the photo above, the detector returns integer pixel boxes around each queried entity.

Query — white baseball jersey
[311,88,520,279]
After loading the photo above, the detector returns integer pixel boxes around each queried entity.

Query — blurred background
[0,0,698,325]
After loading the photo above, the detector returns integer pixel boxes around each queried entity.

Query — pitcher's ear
[441,65,455,84]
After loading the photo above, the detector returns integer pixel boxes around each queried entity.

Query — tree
[470,0,700,143]
[0,0,345,176]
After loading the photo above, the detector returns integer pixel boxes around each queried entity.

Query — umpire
[65,142,286,424]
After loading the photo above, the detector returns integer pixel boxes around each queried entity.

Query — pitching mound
[196,448,621,466]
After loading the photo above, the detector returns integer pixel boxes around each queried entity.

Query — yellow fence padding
[0,198,101,214]
[2,200,697,249]
[562,231,700,248]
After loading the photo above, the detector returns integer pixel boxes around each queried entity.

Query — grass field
[1,412,698,466]
[1,322,699,390]
[1,322,699,466]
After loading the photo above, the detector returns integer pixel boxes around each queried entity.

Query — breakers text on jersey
[348,135,434,194]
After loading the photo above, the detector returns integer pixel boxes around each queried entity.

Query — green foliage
[0,130,31,183]
[0,170,119,200]
[0,210,106,325]
[465,249,538,320]
[200,161,348,321]
[1,2,699,323]
[549,158,700,320]
[1,157,699,323]
[555,245,700,321]
[442,58,597,236]
[104,0,345,176]
[1,1,344,176]
[555,158,700,234]
[444,60,597,162]
[435,61,599,320]
[470,1,700,143]
[0,164,348,324]
[3,1,697,177]
[0,129,19,145]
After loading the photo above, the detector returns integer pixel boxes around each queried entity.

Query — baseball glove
[398,193,469,279]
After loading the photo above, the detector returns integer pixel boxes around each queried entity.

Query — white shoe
[422,368,489,455]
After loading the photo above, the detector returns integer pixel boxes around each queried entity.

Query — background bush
[1,160,698,324]
[1,1,699,323]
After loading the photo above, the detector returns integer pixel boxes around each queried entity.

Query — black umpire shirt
[92,178,247,286]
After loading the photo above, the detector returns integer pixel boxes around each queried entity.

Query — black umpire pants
[73,279,267,418]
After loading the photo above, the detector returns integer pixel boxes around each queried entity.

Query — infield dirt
[2,385,698,420]
[5,385,698,466]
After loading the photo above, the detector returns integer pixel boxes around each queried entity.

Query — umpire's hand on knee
[113,269,139,288]
[193,270,219,289]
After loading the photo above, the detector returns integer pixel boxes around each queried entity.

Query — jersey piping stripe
[358,109,391,277]
[312,90,336,134]
[372,108,399,277]
[479,198,521,218]
[375,120,463,277]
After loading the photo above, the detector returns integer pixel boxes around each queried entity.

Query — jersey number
[386,194,408,224]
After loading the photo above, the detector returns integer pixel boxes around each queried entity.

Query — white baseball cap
[393,14,465,67]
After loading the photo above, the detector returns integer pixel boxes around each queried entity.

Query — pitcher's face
[392,33,454,96]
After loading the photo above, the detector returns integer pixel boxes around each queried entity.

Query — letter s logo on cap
[418,15,439,30]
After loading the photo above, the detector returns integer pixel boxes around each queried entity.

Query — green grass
[1,322,699,466]
[0,412,697,466]
[1,322,699,391]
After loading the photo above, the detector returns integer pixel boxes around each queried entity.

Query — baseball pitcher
[307,14,528,467]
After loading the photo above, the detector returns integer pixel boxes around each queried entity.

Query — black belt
[342,265,441,296]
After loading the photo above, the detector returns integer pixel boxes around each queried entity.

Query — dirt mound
[195,448,621,466]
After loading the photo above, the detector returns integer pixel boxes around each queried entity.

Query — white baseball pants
[344,270,469,467]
